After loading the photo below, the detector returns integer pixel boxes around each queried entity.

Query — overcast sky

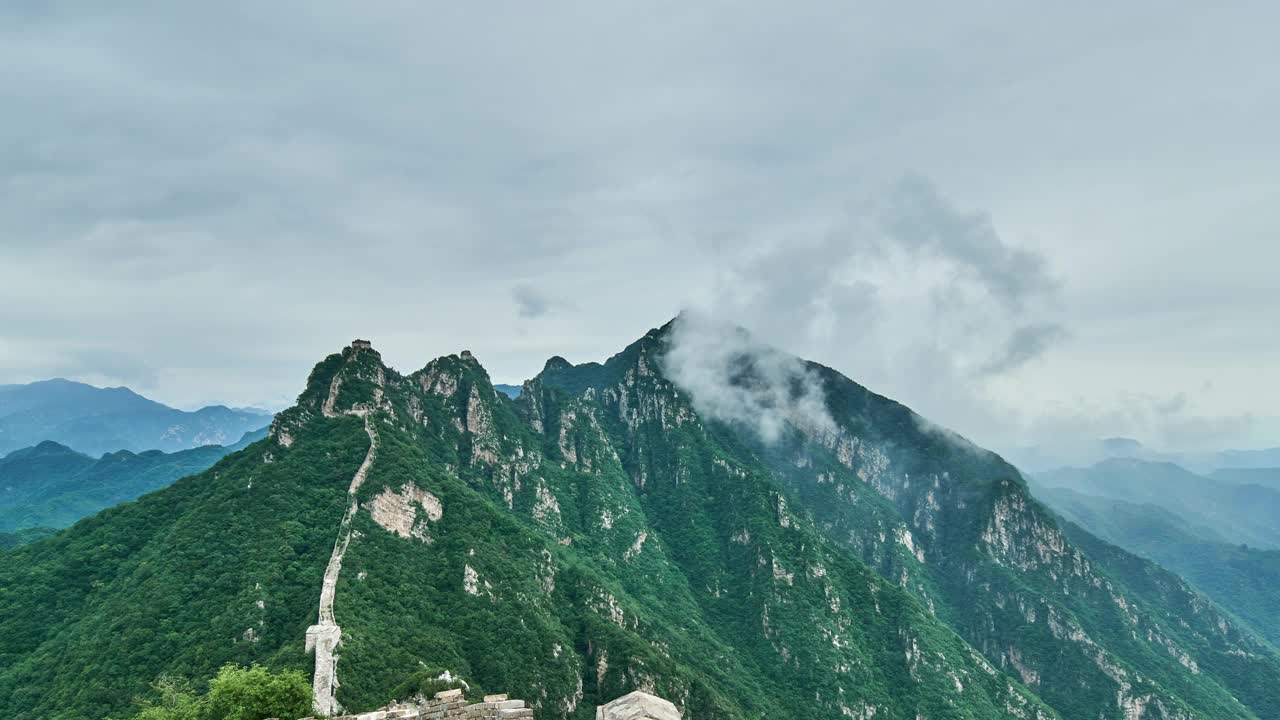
[2,2,1277,454]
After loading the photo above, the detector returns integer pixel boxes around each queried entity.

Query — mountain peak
[5,322,1280,720]
[542,355,572,372]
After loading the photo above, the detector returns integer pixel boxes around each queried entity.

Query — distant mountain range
[1029,458,1280,648]
[1033,457,1280,549]
[2,325,1277,720]
[1007,436,1280,475]
[0,378,272,457]
[493,383,522,399]
[1211,467,1280,492]
[0,428,266,536]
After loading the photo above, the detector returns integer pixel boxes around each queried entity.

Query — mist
[661,311,835,444]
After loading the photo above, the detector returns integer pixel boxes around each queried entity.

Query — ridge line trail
[307,361,381,715]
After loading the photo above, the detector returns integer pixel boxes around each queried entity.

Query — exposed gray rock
[595,691,681,720]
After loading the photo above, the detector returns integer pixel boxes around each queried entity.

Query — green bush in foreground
[123,665,311,720]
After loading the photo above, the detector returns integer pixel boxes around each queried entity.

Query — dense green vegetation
[0,416,363,719]
[0,431,264,532]
[119,664,311,720]
[0,526,55,550]
[0,378,270,457]
[1032,485,1280,648]
[1,328,1276,720]
[706,355,1280,720]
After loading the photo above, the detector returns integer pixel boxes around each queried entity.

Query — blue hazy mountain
[493,383,522,399]
[0,379,271,457]
[1211,467,1280,492]
[0,428,267,535]
[1007,437,1280,475]
[1034,457,1280,550]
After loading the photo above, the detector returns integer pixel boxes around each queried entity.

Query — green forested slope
[1031,485,1280,649]
[1,324,1276,720]
[0,430,265,533]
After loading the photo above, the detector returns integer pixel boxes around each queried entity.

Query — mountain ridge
[0,429,267,535]
[1,324,1276,720]
[1031,484,1280,648]
[1034,458,1280,550]
[0,378,271,457]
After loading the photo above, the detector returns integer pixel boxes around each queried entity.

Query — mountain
[494,384,523,400]
[1210,467,1280,492]
[1207,448,1280,471]
[0,428,267,535]
[1003,438,1153,474]
[1035,458,1280,550]
[1031,485,1280,648]
[1005,439,1280,476]
[0,526,55,551]
[0,379,272,457]
[1,323,1277,720]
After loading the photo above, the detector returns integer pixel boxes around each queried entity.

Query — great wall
[304,344,682,720]
[316,689,680,720]
[307,344,384,716]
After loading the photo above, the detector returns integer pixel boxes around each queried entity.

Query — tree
[127,676,202,720]
[204,664,313,720]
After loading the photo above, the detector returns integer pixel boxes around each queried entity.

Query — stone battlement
[326,690,532,720]
[319,688,680,720]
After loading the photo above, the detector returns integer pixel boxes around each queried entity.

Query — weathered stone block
[595,691,681,720]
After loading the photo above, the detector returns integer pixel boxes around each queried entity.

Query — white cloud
[0,2,1276,451]
[662,311,835,444]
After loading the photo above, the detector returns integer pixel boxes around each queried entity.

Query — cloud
[512,285,552,319]
[668,176,1065,449]
[1030,392,1256,450]
[1006,392,1260,470]
[876,177,1059,311]
[661,311,835,444]
[979,323,1068,376]
[0,3,1274,453]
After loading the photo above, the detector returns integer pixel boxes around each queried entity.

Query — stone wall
[323,688,681,720]
[327,690,532,720]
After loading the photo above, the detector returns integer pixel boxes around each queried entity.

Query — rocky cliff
[1,323,1277,720]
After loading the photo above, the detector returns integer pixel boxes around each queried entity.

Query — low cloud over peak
[661,311,835,444]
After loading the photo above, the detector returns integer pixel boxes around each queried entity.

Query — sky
[2,2,1277,456]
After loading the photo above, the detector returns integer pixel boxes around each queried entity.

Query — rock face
[4,322,1280,720]
[596,691,681,720]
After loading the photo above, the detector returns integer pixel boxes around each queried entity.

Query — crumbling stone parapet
[595,691,681,720]
[326,688,534,720]
[320,687,681,720]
